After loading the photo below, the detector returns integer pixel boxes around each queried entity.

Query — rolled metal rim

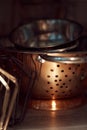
[40,54,87,64]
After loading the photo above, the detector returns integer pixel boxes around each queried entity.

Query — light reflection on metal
[0,75,10,130]
[29,97,85,110]
[41,22,47,31]
[51,100,57,111]
[0,76,9,90]
[40,54,87,64]
[0,68,18,130]
[36,55,45,63]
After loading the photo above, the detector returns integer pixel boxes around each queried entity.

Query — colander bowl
[9,19,83,52]
[27,51,87,110]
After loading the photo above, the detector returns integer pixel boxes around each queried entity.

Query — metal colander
[31,53,87,99]
[0,19,86,111]
[27,51,87,110]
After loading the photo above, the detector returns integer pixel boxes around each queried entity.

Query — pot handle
[40,54,87,64]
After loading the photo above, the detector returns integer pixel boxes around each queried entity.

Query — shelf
[8,104,87,130]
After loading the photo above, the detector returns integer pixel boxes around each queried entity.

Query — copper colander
[3,19,86,110]
[28,52,87,110]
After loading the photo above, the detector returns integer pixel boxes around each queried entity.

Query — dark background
[0,0,87,35]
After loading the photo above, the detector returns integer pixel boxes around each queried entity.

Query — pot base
[28,95,87,110]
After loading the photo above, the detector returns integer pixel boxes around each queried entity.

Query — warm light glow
[0,76,9,90]
[42,23,47,30]
[37,56,45,63]
[51,100,57,111]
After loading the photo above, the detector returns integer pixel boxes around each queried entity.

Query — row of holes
[46,85,78,89]
[47,79,72,84]
[45,90,73,96]
[56,64,81,68]
[49,94,73,97]
[47,74,75,78]
[46,89,72,93]
[50,69,84,73]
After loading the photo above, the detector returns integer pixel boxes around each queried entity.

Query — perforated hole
[51,94,54,96]
[46,90,49,93]
[47,82,50,84]
[59,79,62,82]
[65,75,68,77]
[69,79,72,82]
[55,75,58,78]
[55,90,58,93]
[61,70,64,72]
[47,75,50,78]
[54,80,57,82]
[56,83,59,86]
[50,87,53,89]
[57,65,60,67]
[60,86,63,88]
[72,72,75,74]
[50,69,54,72]
[68,67,71,70]
[65,86,68,88]
[62,91,65,94]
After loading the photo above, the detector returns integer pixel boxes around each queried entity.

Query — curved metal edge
[8,18,83,52]
[40,54,87,64]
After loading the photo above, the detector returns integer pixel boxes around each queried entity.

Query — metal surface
[9,19,83,52]
[0,55,37,125]
[0,37,87,110]
[6,104,87,130]
[0,68,18,130]
[27,52,87,110]
[29,97,86,110]
[0,36,87,111]
[40,54,87,63]
[31,54,87,99]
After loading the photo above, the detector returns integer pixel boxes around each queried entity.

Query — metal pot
[1,20,86,110]
[31,53,87,98]
[9,19,83,52]
[27,51,87,110]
